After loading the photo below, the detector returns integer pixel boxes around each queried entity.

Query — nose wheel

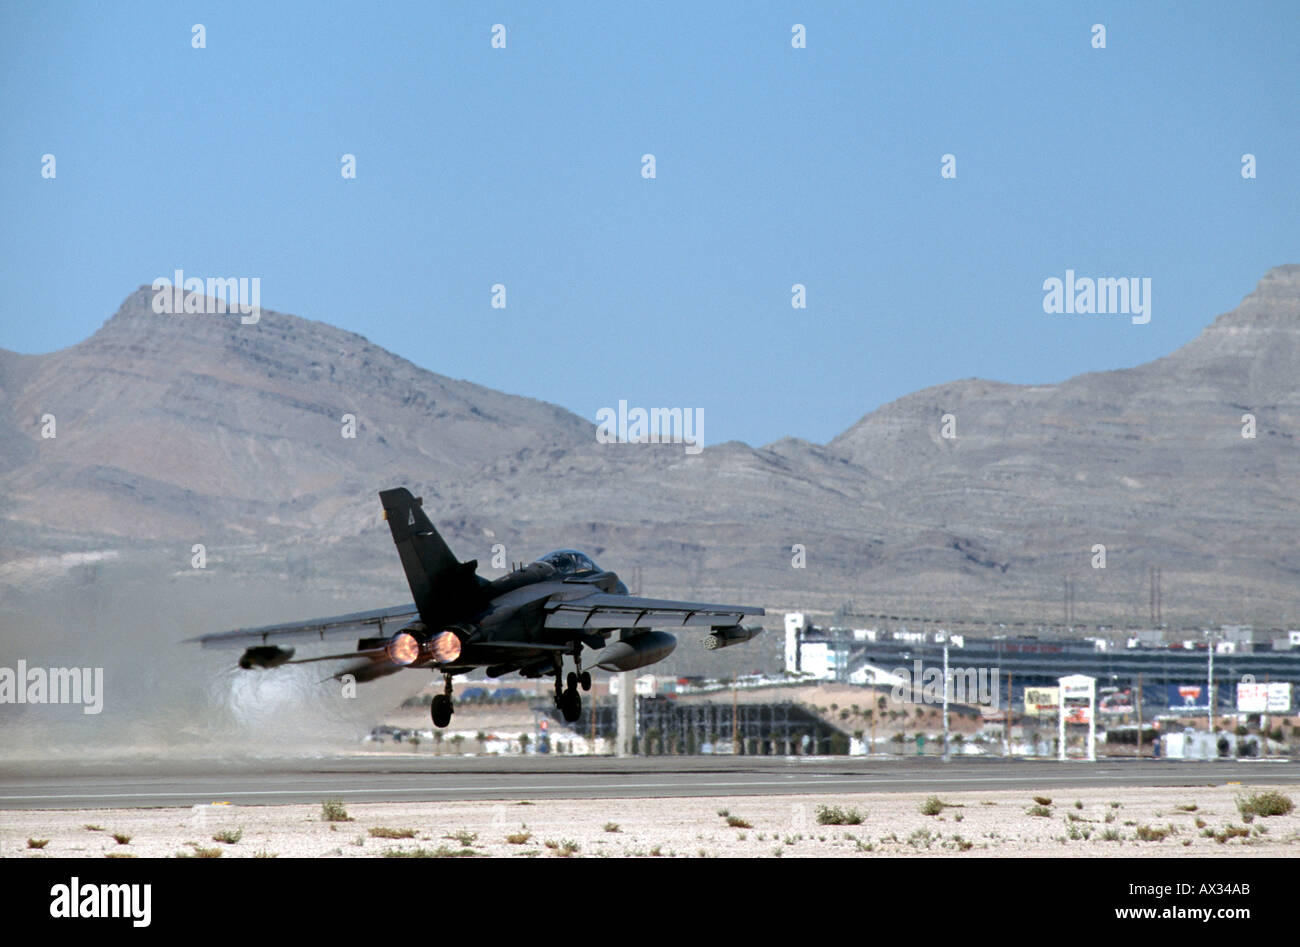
[430,673,455,728]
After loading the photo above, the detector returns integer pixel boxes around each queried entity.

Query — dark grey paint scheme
[189,487,763,726]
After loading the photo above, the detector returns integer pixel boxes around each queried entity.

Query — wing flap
[186,603,420,650]
[544,593,763,631]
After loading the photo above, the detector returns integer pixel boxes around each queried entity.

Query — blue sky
[2,1,1297,446]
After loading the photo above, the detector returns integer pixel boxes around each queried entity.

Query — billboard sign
[1237,682,1293,714]
[1023,686,1059,716]
[1098,688,1135,714]
[1167,684,1209,711]
[1064,705,1092,724]
[1061,675,1094,699]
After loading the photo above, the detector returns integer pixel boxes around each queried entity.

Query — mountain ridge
[3,267,1298,627]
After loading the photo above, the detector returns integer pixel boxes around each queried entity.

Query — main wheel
[431,694,453,728]
[560,689,582,723]
[566,671,578,691]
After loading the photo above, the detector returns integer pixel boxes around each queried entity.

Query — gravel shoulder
[5,784,1296,858]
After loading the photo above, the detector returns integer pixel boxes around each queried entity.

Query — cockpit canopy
[536,549,600,576]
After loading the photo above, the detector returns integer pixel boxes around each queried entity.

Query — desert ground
[5,783,1296,858]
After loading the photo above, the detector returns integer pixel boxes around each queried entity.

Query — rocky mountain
[2,268,1298,633]
[828,264,1300,624]
[0,287,590,546]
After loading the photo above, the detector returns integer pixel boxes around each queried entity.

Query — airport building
[785,613,1300,716]
[784,612,852,681]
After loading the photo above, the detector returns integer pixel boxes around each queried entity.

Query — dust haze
[0,551,425,765]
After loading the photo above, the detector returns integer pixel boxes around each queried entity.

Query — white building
[608,674,657,698]
[798,641,840,680]
[783,612,848,681]
[849,662,907,688]
[784,613,805,671]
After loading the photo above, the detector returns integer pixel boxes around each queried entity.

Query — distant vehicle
[190,487,764,728]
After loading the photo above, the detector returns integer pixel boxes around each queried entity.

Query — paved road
[2,755,1297,809]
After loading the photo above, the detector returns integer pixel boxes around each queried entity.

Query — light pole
[1206,630,1216,735]
[940,631,951,762]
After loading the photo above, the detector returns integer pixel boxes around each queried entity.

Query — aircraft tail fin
[379,488,481,627]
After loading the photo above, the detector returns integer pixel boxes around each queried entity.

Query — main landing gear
[431,672,455,728]
[553,653,592,723]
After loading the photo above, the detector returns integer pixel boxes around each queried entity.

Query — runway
[3,755,1298,810]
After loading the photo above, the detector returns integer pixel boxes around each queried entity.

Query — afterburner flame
[428,630,462,664]
[386,632,420,666]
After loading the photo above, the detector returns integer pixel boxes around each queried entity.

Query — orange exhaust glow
[428,630,462,664]
[386,632,420,666]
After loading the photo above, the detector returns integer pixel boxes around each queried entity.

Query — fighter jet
[189,488,764,727]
